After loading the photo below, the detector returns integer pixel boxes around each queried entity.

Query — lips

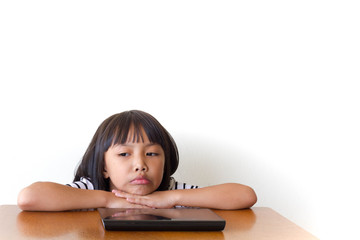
[130,176,150,185]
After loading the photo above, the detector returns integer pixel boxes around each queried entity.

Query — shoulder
[66,177,94,190]
[168,177,199,190]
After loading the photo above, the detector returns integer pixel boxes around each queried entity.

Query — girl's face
[103,128,165,195]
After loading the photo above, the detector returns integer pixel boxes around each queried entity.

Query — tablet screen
[98,208,226,231]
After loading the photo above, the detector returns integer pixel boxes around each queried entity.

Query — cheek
[104,159,129,181]
[108,162,129,177]
[107,167,130,191]
[154,158,165,179]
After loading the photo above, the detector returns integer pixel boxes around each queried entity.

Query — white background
[1,1,359,239]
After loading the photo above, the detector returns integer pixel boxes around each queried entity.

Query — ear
[103,166,109,179]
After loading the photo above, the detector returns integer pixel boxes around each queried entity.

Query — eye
[146,152,159,157]
[119,153,130,157]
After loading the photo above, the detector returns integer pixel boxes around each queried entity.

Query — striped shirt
[66,177,199,191]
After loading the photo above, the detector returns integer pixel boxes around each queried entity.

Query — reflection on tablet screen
[106,213,170,221]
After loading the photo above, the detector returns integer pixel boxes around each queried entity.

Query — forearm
[174,183,257,210]
[113,183,257,210]
[17,182,112,211]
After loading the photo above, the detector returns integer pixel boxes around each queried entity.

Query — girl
[18,110,257,211]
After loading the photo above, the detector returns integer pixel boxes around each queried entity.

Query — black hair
[74,110,179,191]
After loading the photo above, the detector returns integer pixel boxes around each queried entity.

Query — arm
[17,182,148,211]
[114,183,257,210]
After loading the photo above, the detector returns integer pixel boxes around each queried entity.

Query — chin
[132,186,157,196]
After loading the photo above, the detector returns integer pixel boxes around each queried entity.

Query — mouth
[130,176,151,185]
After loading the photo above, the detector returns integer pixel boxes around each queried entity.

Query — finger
[131,204,151,209]
[113,191,133,199]
[126,196,142,204]
[126,200,151,209]
[126,197,154,208]
[112,190,126,195]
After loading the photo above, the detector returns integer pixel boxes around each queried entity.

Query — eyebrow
[115,143,160,148]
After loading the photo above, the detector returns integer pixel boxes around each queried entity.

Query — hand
[106,192,150,209]
[112,190,178,209]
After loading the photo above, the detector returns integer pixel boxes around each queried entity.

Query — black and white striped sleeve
[66,177,94,190]
[168,177,199,190]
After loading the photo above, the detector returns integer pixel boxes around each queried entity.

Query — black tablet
[98,208,226,231]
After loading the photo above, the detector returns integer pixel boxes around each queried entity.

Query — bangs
[108,111,165,147]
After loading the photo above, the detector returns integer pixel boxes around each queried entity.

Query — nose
[134,156,148,172]
[135,166,147,172]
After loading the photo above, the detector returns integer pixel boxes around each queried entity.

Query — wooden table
[0,205,318,240]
